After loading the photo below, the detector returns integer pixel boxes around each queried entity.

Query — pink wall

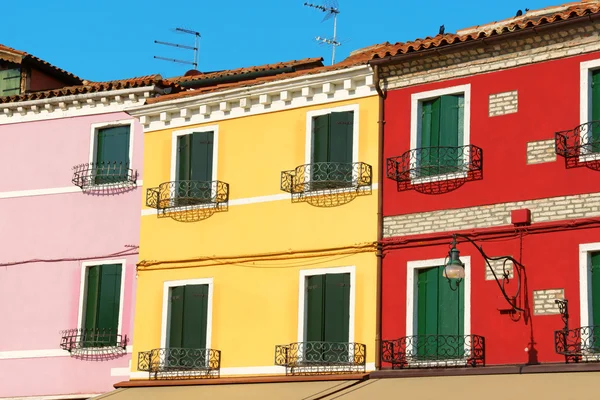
[0,112,141,397]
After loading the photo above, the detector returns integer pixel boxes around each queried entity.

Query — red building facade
[375,2,600,369]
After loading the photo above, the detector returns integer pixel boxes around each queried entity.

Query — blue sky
[5,0,558,81]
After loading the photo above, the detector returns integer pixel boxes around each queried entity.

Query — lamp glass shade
[443,263,465,279]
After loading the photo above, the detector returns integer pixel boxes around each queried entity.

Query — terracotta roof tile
[0,74,181,104]
[369,1,600,60]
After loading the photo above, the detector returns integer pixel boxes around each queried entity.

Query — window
[82,263,123,347]
[90,121,132,185]
[579,244,600,353]
[166,283,210,367]
[0,65,20,96]
[580,60,600,154]
[306,106,358,191]
[304,273,350,362]
[411,85,471,180]
[590,252,600,328]
[175,130,214,206]
[415,266,464,359]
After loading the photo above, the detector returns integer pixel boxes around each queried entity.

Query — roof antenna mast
[154,28,201,71]
[304,1,341,65]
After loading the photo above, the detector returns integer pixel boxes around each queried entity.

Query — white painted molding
[579,242,600,328]
[0,346,132,360]
[0,181,143,200]
[170,125,219,183]
[0,394,104,400]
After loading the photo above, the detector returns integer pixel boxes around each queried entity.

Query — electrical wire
[0,246,139,267]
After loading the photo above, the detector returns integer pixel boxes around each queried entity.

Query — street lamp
[444,233,525,313]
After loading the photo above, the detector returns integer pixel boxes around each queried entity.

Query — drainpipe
[373,63,386,370]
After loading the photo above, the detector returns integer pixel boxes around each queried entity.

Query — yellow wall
[133,95,380,374]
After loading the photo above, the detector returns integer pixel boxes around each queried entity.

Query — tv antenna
[154,28,201,71]
[304,1,341,65]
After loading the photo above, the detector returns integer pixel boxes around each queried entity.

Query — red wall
[29,67,71,92]
[381,51,600,366]
[383,50,600,217]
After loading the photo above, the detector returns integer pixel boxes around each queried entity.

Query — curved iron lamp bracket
[447,233,526,313]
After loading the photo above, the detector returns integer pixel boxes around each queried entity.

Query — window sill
[410,169,469,185]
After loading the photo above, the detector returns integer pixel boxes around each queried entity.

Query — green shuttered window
[419,94,464,176]
[83,264,122,346]
[0,67,21,96]
[416,266,464,359]
[311,111,354,189]
[591,252,600,327]
[305,273,350,362]
[176,131,214,205]
[95,125,131,184]
[590,70,600,151]
[168,284,210,367]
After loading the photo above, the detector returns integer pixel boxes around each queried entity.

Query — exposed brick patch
[527,139,557,164]
[533,288,565,315]
[489,91,518,116]
[380,23,600,90]
[486,258,514,280]
[383,192,600,238]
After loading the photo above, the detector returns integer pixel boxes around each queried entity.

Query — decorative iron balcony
[280,162,372,202]
[146,180,229,212]
[274,341,366,375]
[555,121,600,170]
[72,162,137,192]
[138,347,221,379]
[60,328,128,360]
[555,326,600,363]
[381,334,485,369]
[386,145,483,194]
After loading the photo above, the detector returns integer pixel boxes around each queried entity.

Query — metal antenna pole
[332,12,337,65]
[155,28,201,71]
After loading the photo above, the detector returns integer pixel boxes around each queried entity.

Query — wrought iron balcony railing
[274,341,366,375]
[146,180,229,212]
[555,325,600,363]
[555,121,600,170]
[386,145,483,194]
[72,162,137,191]
[381,334,485,369]
[138,347,221,379]
[281,162,372,202]
[60,328,128,360]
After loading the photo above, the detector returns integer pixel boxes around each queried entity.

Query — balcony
[60,328,128,360]
[72,162,138,194]
[138,347,221,379]
[555,121,600,170]
[280,162,372,207]
[146,180,229,221]
[381,334,485,369]
[555,326,600,363]
[274,341,366,375]
[386,145,483,194]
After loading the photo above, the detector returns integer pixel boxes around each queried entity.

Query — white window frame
[88,119,135,166]
[77,259,127,338]
[579,243,600,329]
[406,257,471,367]
[297,266,356,362]
[409,84,471,184]
[168,125,220,210]
[579,59,600,162]
[160,278,214,351]
[304,105,360,194]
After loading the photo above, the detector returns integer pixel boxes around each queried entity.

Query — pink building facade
[0,77,176,399]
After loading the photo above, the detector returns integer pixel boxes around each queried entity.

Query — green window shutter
[419,98,441,176]
[177,135,192,181]
[591,71,600,150]
[323,273,350,343]
[306,275,325,342]
[0,68,21,96]
[417,267,439,337]
[328,112,353,163]
[95,126,130,184]
[182,284,209,349]
[190,132,214,182]
[84,266,101,332]
[437,266,464,337]
[168,286,185,348]
[95,264,122,333]
[591,252,600,326]
[312,115,330,164]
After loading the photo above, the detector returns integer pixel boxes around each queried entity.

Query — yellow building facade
[129,58,379,379]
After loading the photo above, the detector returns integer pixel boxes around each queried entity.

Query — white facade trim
[0,394,103,400]
[169,125,220,183]
[0,346,132,360]
[304,104,360,165]
[88,119,135,167]
[140,183,379,216]
[160,278,214,350]
[405,257,471,338]
[578,59,600,163]
[0,86,161,125]
[579,242,600,328]
[409,84,471,183]
[77,259,128,337]
[0,181,143,200]
[297,266,356,344]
